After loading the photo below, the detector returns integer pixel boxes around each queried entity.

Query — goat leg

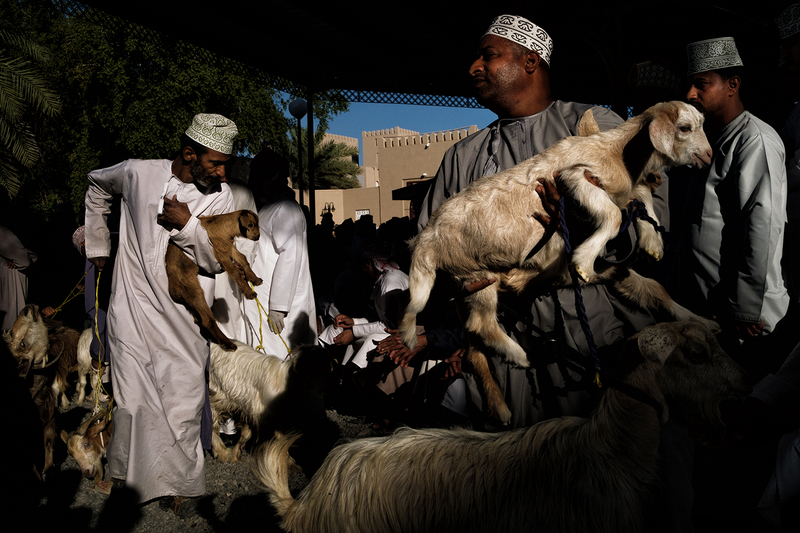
[466,346,512,425]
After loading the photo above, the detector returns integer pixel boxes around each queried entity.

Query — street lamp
[289,98,307,206]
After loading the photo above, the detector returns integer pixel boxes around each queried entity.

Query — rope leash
[250,282,289,355]
[92,268,111,412]
[48,268,90,318]
[557,197,603,387]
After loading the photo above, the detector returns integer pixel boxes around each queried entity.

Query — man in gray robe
[419,14,660,429]
[680,37,789,379]
[84,114,237,506]
[418,16,692,531]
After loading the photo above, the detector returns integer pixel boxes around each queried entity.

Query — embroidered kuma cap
[777,3,800,40]
[686,37,744,76]
[483,14,554,66]
[185,113,238,155]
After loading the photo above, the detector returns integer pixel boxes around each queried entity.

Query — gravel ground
[20,406,379,533]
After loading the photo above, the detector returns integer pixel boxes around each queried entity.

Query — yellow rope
[250,282,289,354]
[48,268,90,318]
[92,268,111,410]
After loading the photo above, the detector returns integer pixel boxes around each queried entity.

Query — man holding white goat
[416,15,692,532]
[418,14,661,429]
[680,37,789,379]
[84,113,237,511]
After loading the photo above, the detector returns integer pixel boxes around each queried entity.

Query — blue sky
[289,101,497,166]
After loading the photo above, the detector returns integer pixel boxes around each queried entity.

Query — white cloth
[0,226,37,331]
[84,159,233,503]
[211,181,258,345]
[678,111,789,332]
[244,191,316,355]
[319,268,409,368]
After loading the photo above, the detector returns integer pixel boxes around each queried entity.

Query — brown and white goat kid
[60,406,113,492]
[399,101,716,423]
[3,304,93,409]
[166,209,262,351]
[208,341,333,462]
[255,321,750,533]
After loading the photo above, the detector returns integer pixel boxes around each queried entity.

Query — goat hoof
[574,265,593,283]
[646,249,662,261]
[490,405,512,426]
[251,277,263,286]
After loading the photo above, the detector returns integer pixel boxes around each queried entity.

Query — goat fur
[166,209,262,351]
[255,321,750,533]
[60,406,112,490]
[209,341,334,462]
[399,101,716,424]
[3,304,92,409]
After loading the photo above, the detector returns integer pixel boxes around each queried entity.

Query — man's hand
[534,173,563,227]
[89,256,108,272]
[646,172,663,193]
[41,306,56,318]
[268,310,286,334]
[157,195,191,230]
[441,348,464,379]
[333,328,355,345]
[375,329,427,367]
[334,315,354,329]
[734,319,764,339]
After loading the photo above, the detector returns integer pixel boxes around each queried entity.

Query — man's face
[686,71,728,121]
[191,148,231,188]
[469,35,529,112]
[780,34,800,73]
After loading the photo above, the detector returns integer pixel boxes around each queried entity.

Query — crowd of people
[3,7,800,532]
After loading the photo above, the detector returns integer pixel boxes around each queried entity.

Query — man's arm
[728,132,787,330]
[85,162,127,268]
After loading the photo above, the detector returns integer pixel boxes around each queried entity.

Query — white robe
[0,225,37,331]
[244,192,316,355]
[84,159,233,503]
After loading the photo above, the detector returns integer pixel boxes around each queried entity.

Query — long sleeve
[85,161,126,259]
[267,201,306,314]
[727,130,787,326]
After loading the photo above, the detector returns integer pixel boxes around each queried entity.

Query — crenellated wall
[361,125,479,221]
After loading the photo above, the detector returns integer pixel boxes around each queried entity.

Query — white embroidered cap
[686,37,744,76]
[483,14,554,66]
[185,113,238,155]
[776,3,800,40]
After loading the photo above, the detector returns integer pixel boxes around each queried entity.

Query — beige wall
[361,125,479,222]
[301,125,480,226]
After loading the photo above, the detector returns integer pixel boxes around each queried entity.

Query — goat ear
[637,323,680,365]
[60,430,70,444]
[648,113,675,155]
[578,109,600,137]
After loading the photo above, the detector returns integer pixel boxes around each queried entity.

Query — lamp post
[288,98,307,206]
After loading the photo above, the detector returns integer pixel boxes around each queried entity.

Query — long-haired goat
[3,303,92,409]
[166,209,262,351]
[209,341,335,463]
[399,101,716,424]
[255,321,750,533]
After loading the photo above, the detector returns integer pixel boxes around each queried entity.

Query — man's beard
[191,161,219,191]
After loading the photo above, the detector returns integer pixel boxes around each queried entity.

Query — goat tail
[400,242,439,349]
[78,328,93,369]
[252,431,302,519]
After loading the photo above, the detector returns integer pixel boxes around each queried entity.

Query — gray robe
[420,100,661,428]
[0,225,37,330]
[85,159,233,503]
[678,111,789,332]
